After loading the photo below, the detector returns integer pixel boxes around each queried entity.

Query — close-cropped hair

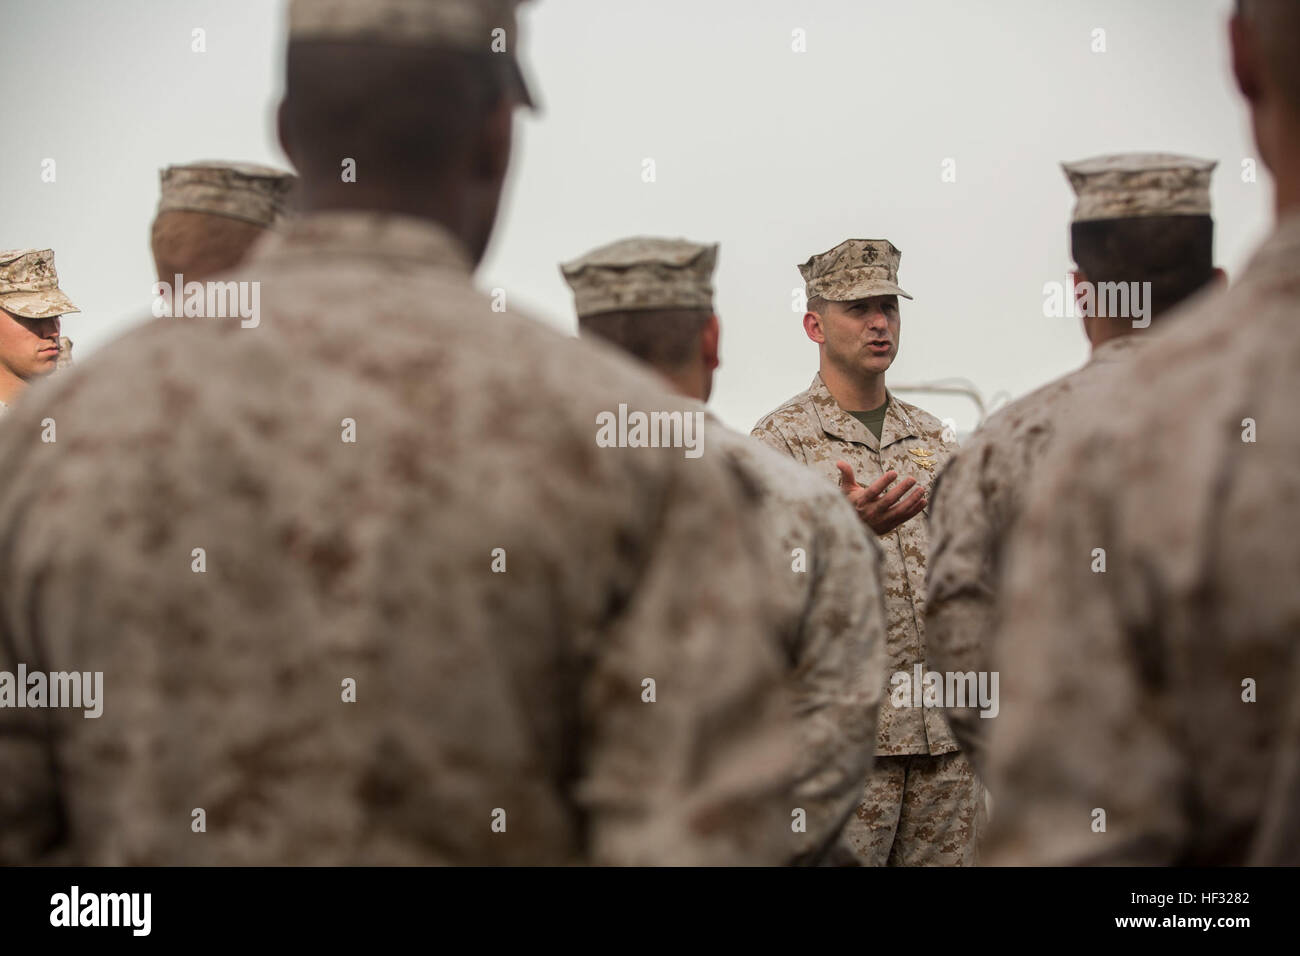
[282,41,512,180]
[151,211,268,281]
[1071,214,1215,318]
[578,308,712,369]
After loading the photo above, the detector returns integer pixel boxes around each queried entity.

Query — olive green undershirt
[847,397,889,441]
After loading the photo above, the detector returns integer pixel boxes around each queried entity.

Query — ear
[1231,12,1262,104]
[1070,269,1089,309]
[1072,270,1096,341]
[1212,266,1229,289]
[276,99,296,170]
[802,310,826,344]
[701,314,720,371]
[477,96,515,182]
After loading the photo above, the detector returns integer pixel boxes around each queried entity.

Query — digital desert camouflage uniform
[984,212,1300,865]
[927,335,1146,769]
[0,209,803,867]
[753,238,982,866]
[705,414,888,863]
[562,237,889,862]
[155,161,297,231]
[0,0,798,867]
[927,153,1218,772]
[561,236,718,315]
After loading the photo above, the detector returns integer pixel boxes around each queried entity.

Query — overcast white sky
[0,0,1268,433]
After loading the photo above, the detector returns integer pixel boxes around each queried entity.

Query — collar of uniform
[253,210,474,275]
[1086,332,1148,367]
[808,372,920,451]
[1240,210,1300,285]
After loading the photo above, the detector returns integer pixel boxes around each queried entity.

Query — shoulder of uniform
[977,372,1079,442]
[891,395,933,423]
[733,433,867,541]
[723,428,843,504]
[753,387,819,434]
[891,397,948,438]
[723,428,806,485]
[753,439,831,495]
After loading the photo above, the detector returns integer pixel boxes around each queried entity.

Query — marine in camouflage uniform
[926,154,1219,772]
[0,248,80,415]
[562,237,889,864]
[0,0,799,866]
[151,161,297,285]
[752,238,983,865]
[984,0,1300,865]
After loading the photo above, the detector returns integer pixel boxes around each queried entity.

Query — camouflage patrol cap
[157,161,298,229]
[0,249,81,320]
[288,0,536,108]
[799,239,912,302]
[560,237,718,318]
[1063,153,1217,223]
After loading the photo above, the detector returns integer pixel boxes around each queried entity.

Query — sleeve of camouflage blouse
[925,446,999,773]
[576,459,797,866]
[983,437,1188,865]
[789,500,887,863]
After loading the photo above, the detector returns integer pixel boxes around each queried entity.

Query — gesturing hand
[835,460,927,535]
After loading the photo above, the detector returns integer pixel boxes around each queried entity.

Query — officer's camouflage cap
[1063,153,1217,223]
[560,237,718,318]
[0,249,81,320]
[157,162,298,229]
[799,239,912,303]
[288,0,536,109]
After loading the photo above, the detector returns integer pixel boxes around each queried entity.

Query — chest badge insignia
[908,447,936,472]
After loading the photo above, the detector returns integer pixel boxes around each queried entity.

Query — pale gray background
[0,0,1269,433]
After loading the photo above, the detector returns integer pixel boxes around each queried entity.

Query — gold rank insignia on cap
[0,249,80,320]
[799,238,913,303]
[1062,153,1217,223]
[157,161,298,230]
[560,237,718,319]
